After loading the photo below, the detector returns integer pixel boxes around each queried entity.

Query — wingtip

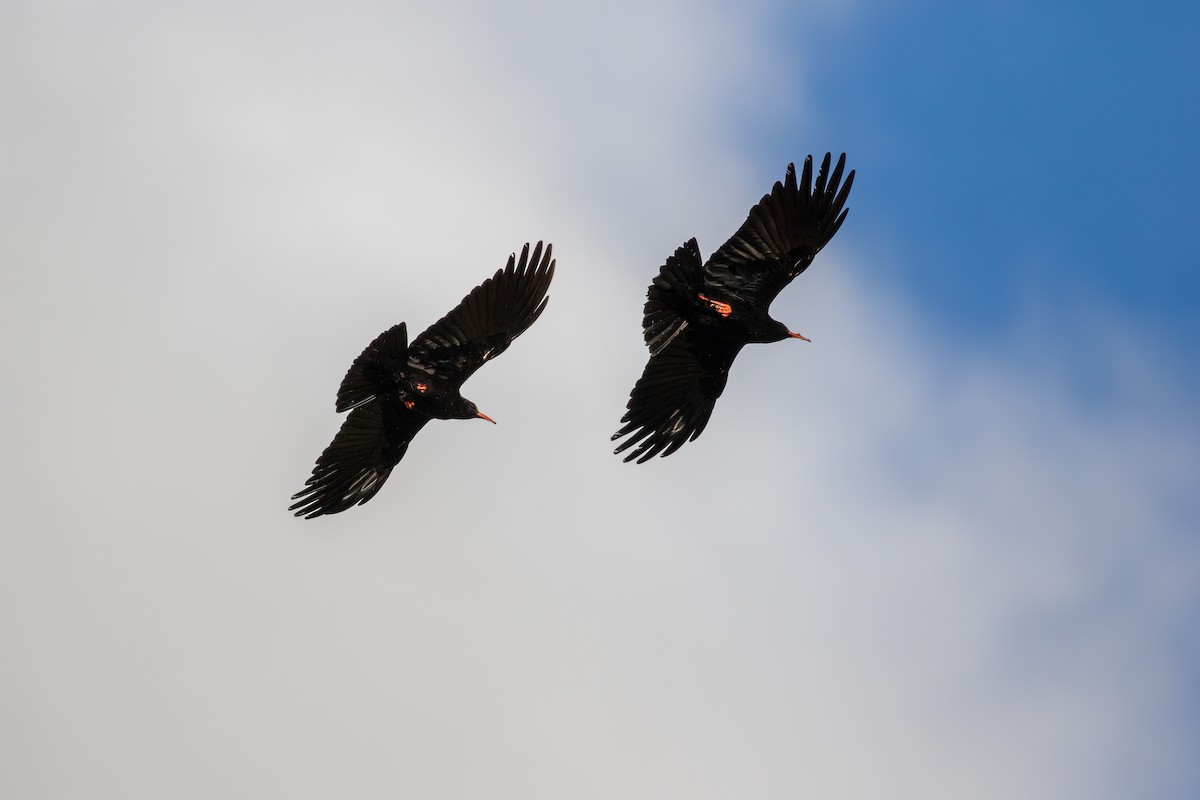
[513,240,554,277]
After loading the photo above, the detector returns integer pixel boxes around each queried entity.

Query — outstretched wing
[703,153,854,308]
[408,242,555,388]
[611,330,744,463]
[335,322,408,413]
[290,395,430,518]
[642,238,704,356]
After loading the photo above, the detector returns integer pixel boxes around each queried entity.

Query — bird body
[335,323,491,420]
[613,153,855,463]
[291,242,555,518]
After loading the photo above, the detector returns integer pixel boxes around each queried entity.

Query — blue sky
[2,1,1197,798]
[773,1,1199,358]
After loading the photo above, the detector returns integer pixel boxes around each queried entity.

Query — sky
[2,1,1198,798]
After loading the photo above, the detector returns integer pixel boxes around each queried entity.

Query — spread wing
[334,322,408,413]
[611,329,744,463]
[408,242,555,388]
[703,152,854,308]
[290,395,430,519]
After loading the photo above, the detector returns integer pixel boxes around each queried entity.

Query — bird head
[457,398,495,424]
[761,318,811,344]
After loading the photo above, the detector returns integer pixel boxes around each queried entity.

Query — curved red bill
[475,411,497,424]
[787,331,812,342]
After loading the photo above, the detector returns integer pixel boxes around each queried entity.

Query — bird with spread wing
[291,242,555,517]
[613,153,855,463]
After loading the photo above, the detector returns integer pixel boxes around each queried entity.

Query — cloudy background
[3,1,1198,797]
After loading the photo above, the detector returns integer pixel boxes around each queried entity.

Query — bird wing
[703,153,854,308]
[290,395,430,519]
[408,242,555,388]
[642,238,705,355]
[611,329,743,463]
[335,322,408,413]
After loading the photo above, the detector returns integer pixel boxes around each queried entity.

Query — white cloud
[2,2,1196,798]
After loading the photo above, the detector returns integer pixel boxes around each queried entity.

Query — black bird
[612,153,854,463]
[291,242,555,517]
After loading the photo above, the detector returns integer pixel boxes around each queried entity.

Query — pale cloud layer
[2,2,1196,798]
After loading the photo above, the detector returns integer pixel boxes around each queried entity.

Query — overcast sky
[3,1,1198,798]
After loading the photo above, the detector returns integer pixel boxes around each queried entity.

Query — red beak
[787,331,812,342]
[475,411,496,424]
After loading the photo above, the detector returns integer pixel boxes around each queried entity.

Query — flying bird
[612,153,854,463]
[291,242,555,518]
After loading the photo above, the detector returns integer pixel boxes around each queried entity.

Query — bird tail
[643,238,702,356]
[335,322,408,413]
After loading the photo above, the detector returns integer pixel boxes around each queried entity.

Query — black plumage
[613,153,855,463]
[291,242,555,517]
